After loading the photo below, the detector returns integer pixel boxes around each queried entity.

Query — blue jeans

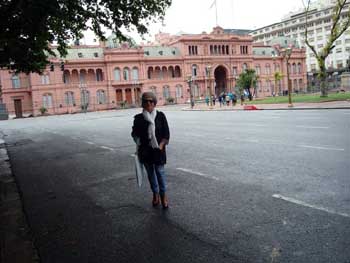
[144,164,166,195]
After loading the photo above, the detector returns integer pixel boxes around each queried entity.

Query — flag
[209,0,216,9]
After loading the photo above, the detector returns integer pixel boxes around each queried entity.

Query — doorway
[14,99,23,118]
[214,66,227,96]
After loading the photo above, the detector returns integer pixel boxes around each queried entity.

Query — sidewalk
[182,100,350,111]
[0,138,39,263]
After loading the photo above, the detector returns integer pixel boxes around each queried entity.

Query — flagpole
[215,1,218,26]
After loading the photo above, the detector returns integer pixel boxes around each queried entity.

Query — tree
[237,69,257,101]
[304,0,350,97]
[0,0,172,73]
[273,71,283,95]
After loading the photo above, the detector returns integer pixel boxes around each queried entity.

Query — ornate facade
[0,27,307,117]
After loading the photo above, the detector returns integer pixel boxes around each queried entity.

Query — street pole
[281,47,293,107]
[187,76,194,109]
[206,65,213,107]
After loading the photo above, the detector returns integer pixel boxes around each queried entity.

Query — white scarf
[142,109,159,149]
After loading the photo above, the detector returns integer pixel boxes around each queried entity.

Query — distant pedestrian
[212,95,216,106]
[225,95,230,106]
[205,96,210,106]
[218,95,222,107]
[131,92,170,209]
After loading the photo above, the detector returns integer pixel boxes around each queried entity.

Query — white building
[250,0,350,72]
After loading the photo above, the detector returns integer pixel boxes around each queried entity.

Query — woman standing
[131,92,170,209]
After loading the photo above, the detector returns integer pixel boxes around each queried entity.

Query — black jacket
[131,111,170,165]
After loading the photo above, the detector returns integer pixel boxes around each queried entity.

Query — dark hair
[141,92,157,107]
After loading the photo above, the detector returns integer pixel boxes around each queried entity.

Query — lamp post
[79,83,88,113]
[187,76,194,109]
[280,47,293,107]
[205,65,213,107]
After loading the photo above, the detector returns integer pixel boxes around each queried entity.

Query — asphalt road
[1,106,349,263]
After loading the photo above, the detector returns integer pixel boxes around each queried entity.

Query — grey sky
[83,0,306,44]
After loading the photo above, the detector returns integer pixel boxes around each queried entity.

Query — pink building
[0,26,307,117]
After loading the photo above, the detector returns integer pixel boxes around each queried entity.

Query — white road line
[298,144,345,151]
[100,146,115,151]
[86,141,95,145]
[272,194,350,218]
[296,125,329,129]
[176,168,220,181]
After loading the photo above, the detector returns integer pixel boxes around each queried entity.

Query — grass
[245,92,350,104]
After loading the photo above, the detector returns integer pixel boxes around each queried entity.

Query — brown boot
[160,193,169,209]
[152,193,160,206]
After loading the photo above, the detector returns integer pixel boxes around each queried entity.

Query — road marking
[86,141,95,145]
[272,194,350,218]
[100,146,115,151]
[176,168,220,181]
[298,144,345,151]
[296,125,329,129]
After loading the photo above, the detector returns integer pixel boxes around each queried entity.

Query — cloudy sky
[83,0,307,44]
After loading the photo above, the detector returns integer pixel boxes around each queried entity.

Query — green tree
[0,0,172,73]
[237,69,257,101]
[273,71,283,95]
[304,0,350,97]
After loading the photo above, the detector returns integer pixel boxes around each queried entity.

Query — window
[63,71,70,84]
[114,68,120,81]
[78,52,83,58]
[150,86,157,95]
[336,48,342,53]
[41,74,50,85]
[96,69,103,81]
[64,91,75,106]
[42,94,53,108]
[192,84,200,97]
[232,67,238,76]
[97,90,106,104]
[317,35,323,41]
[242,63,248,72]
[79,71,86,83]
[255,65,261,75]
[163,85,170,99]
[192,64,197,77]
[11,75,20,89]
[80,90,90,106]
[336,40,342,45]
[123,67,129,81]
[265,64,271,75]
[132,67,139,80]
[94,52,99,58]
[297,63,302,74]
[175,85,183,98]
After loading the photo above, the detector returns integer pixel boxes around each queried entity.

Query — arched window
[292,63,297,74]
[169,66,175,78]
[299,79,303,91]
[114,68,121,81]
[175,84,183,98]
[42,93,53,108]
[163,85,170,99]
[192,84,200,97]
[192,64,197,77]
[293,79,298,91]
[64,91,75,106]
[149,86,157,96]
[132,67,139,80]
[79,70,86,83]
[214,45,218,54]
[123,67,130,81]
[41,74,50,85]
[147,67,153,79]
[297,63,302,74]
[288,63,291,74]
[81,90,90,106]
[275,64,280,72]
[242,63,248,72]
[11,75,20,89]
[96,69,103,81]
[63,70,70,84]
[96,90,106,104]
[175,66,181,78]
[255,65,261,75]
[161,66,168,79]
[265,64,271,75]
[210,45,213,54]
[155,66,161,79]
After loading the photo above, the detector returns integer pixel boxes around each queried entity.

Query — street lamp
[280,47,293,107]
[187,76,194,109]
[205,65,213,107]
[79,83,88,113]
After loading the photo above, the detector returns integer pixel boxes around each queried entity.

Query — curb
[0,139,40,263]
[182,107,350,111]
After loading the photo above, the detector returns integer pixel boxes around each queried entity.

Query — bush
[39,107,47,115]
